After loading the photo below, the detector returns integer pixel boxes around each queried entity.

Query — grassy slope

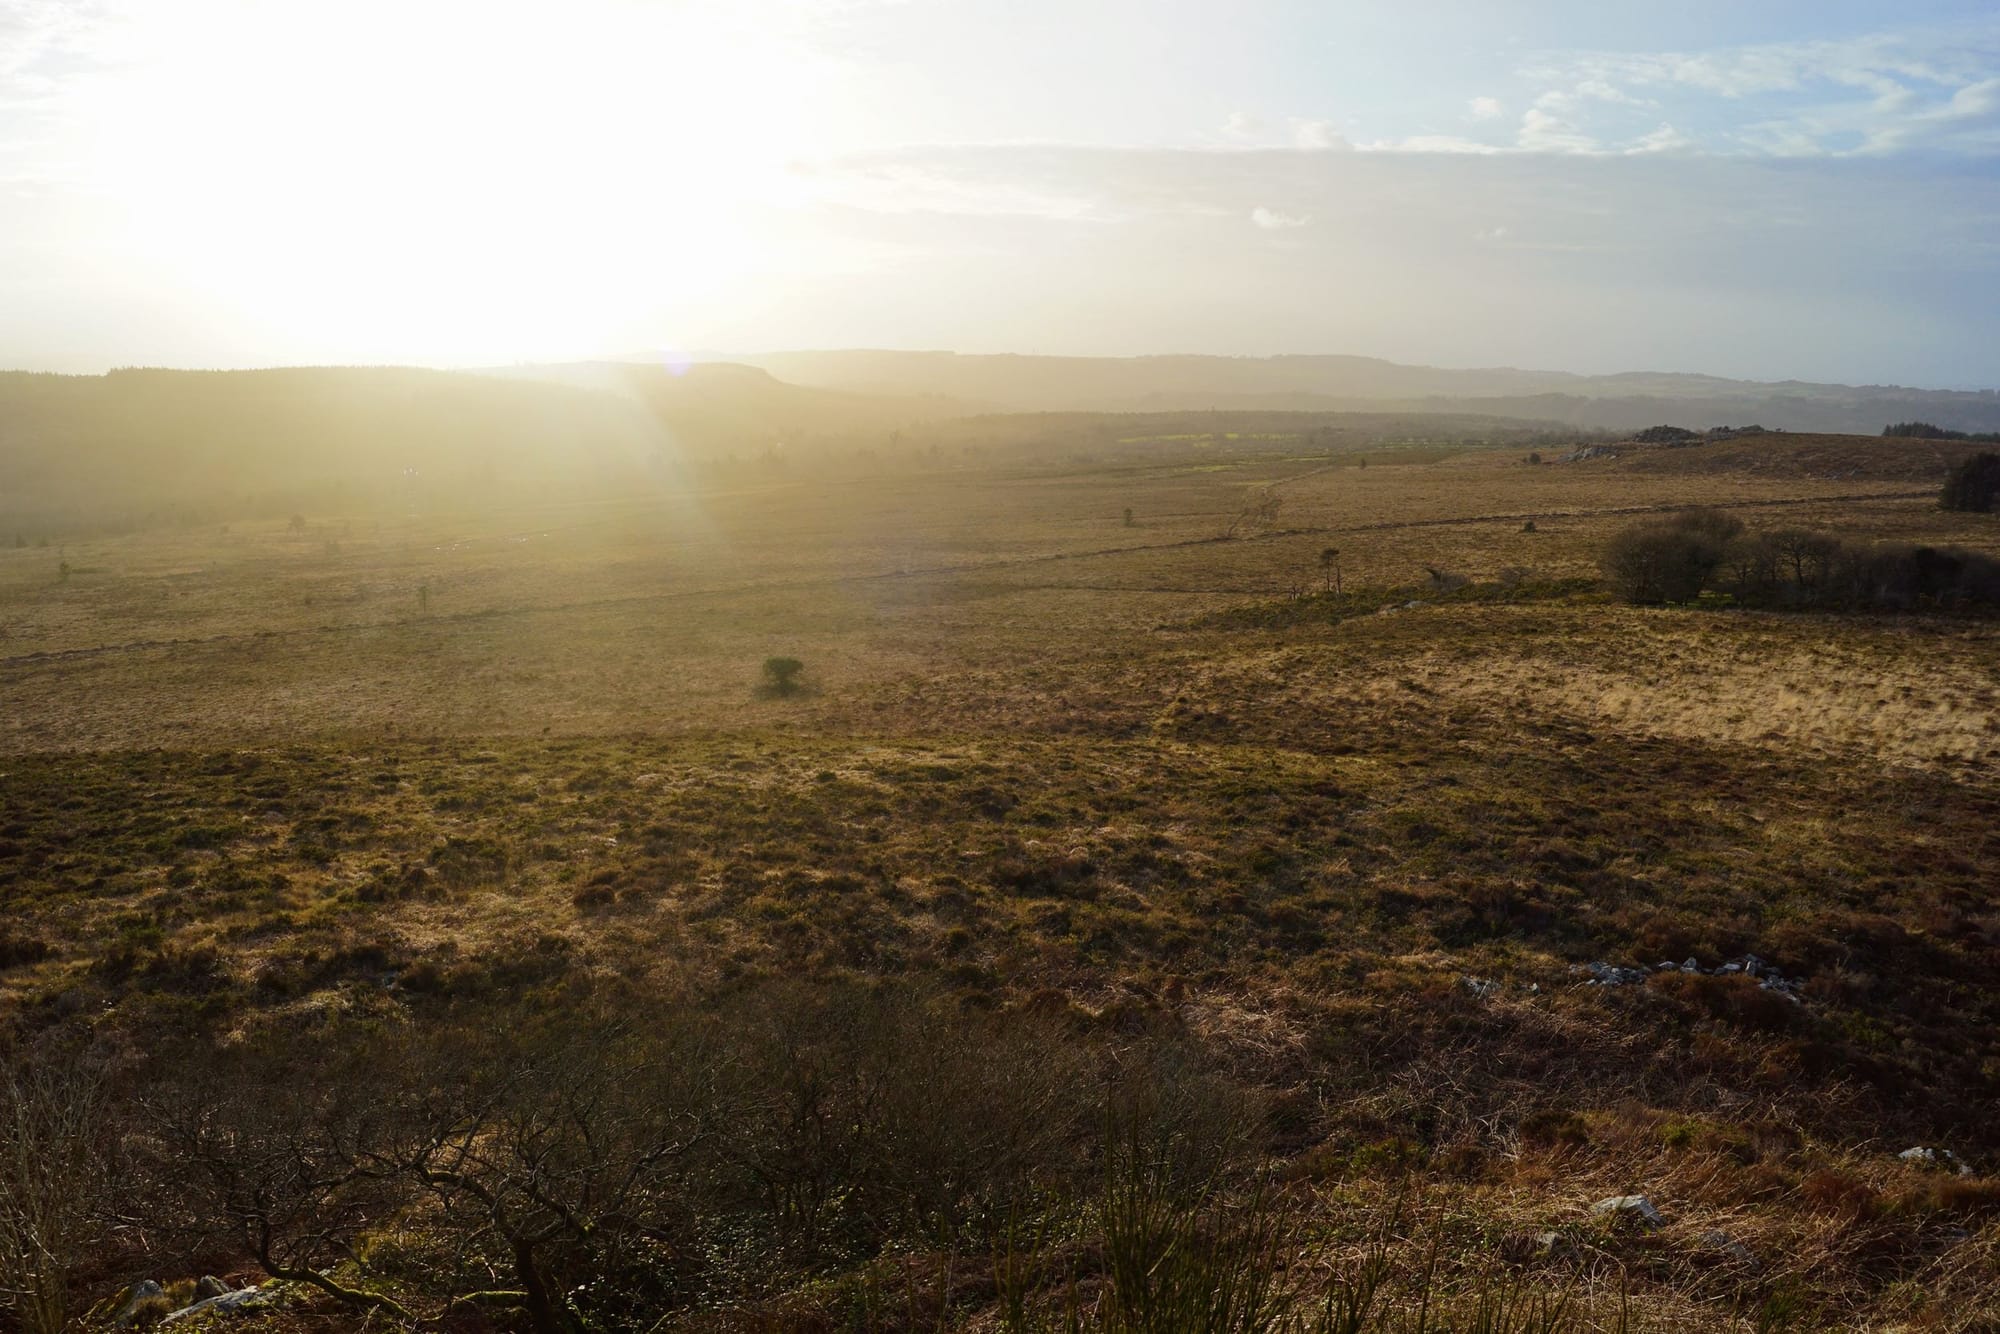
[2,430,1997,1328]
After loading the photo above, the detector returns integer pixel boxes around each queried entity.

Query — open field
[3,426,1998,1331]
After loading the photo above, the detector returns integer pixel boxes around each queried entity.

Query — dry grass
[1,428,1995,1328]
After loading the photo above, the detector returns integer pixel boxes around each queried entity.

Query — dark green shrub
[760,656,806,696]
[1940,452,2000,513]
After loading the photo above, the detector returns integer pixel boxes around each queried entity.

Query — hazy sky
[2,0,1997,384]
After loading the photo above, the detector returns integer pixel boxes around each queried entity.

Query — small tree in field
[1318,547,1341,595]
[762,656,806,696]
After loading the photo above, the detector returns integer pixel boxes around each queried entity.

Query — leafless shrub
[0,1056,111,1334]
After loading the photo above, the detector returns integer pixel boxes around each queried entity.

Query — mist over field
[3,4,1999,1333]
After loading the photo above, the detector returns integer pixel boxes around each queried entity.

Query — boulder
[1591,1195,1664,1229]
[1698,1229,1759,1268]
[113,1282,169,1327]
[161,1286,275,1325]
[193,1277,231,1301]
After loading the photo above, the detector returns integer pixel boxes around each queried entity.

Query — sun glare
[81,1,827,362]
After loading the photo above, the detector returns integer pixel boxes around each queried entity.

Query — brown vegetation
[1,424,1995,1330]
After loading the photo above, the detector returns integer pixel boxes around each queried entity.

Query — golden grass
[2,429,1996,1327]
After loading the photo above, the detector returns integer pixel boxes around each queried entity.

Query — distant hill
[0,363,951,532]
[716,350,2000,435]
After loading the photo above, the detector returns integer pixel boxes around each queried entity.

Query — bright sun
[84,0,830,363]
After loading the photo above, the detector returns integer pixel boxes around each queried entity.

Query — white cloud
[1517,106,1599,154]
[1628,123,1694,155]
[1375,133,1504,154]
[1250,205,1308,230]
[1292,118,1349,151]
[1517,23,2000,157]
[1468,96,1503,120]
[1223,110,1265,139]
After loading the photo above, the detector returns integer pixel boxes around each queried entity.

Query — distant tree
[1765,528,1841,591]
[1940,452,2000,513]
[288,513,307,533]
[1885,421,1957,440]
[1522,520,1537,533]
[1318,547,1341,594]
[1122,507,1135,528]
[1600,523,1723,604]
[56,561,69,583]
[1525,452,1542,465]
[1666,507,1745,546]
[762,656,806,696]
[1634,425,1698,444]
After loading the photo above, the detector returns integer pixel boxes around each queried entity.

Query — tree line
[1600,507,2000,610]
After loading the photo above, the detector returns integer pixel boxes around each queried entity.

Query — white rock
[1591,1195,1664,1228]
[161,1287,274,1325]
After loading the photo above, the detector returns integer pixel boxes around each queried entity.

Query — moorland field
[2,408,1997,1332]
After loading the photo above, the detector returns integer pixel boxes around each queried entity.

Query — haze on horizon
[3,0,1997,388]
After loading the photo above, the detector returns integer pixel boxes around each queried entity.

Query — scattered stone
[1576,954,1807,998]
[1462,976,1501,1000]
[1698,1229,1759,1268]
[193,1277,231,1301]
[1578,961,1647,986]
[1591,1195,1664,1229]
[1900,1146,1974,1176]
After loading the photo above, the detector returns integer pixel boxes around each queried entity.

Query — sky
[1,0,1997,385]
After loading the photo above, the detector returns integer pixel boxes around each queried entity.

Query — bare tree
[151,1043,417,1322]
[376,1016,714,1334]
[1318,547,1341,595]
[0,1058,110,1334]
[159,1013,715,1334]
